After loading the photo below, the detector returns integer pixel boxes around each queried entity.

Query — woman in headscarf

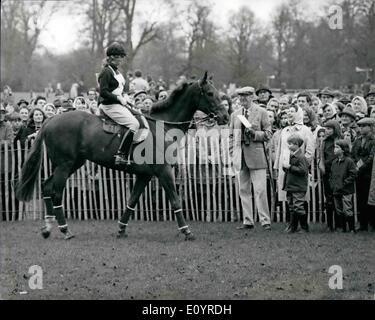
[352,96,368,118]
[274,105,315,227]
[311,96,322,114]
[322,103,338,123]
[73,96,89,112]
[43,103,57,118]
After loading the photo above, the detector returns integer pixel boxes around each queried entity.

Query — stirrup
[114,153,132,166]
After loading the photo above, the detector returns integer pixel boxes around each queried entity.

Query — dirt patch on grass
[1,220,374,300]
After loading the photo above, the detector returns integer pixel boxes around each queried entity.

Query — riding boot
[287,214,298,233]
[348,215,355,233]
[284,202,291,232]
[334,211,342,231]
[300,214,309,232]
[341,215,347,233]
[326,205,334,232]
[115,129,135,165]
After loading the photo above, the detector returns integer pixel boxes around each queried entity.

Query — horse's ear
[201,71,208,84]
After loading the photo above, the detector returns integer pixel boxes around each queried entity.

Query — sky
[38,0,325,54]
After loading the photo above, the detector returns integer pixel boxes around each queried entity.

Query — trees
[1,0,61,90]
[1,0,374,92]
[82,0,159,70]
[226,6,259,85]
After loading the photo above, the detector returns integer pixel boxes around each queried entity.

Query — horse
[15,72,229,240]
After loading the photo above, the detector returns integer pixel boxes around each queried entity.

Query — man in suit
[230,86,273,230]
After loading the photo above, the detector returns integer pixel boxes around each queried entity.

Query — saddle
[99,108,149,143]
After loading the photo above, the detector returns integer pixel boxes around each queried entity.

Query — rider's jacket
[98,63,126,105]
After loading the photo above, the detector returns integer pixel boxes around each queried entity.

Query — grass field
[0,220,374,300]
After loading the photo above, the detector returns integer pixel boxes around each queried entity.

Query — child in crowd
[282,134,309,233]
[330,139,357,232]
[319,120,342,231]
[352,117,375,231]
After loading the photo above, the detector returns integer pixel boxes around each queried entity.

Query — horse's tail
[16,128,45,202]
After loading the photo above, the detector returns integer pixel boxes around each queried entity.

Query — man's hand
[117,96,128,106]
[273,169,278,180]
[132,107,142,115]
[245,127,255,138]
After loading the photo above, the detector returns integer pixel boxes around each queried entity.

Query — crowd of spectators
[1,73,375,232]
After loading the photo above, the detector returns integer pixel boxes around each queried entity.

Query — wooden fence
[0,133,357,223]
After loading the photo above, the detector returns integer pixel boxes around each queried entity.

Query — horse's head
[195,72,229,125]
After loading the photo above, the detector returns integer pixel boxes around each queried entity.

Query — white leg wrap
[58,224,68,229]
[127,205,135,211]
[53,205,63,209]
[118,221,128,227]
[178,225,189,231]
[44,216,54,231]
[174,209,182,213]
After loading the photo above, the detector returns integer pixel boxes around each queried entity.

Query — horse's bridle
[142,81,218,126]
[194,80,218,124]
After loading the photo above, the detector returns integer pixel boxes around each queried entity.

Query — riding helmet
[106,42,126,57]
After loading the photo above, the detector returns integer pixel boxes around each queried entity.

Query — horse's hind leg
[41,175,55,239]
[117,174,152,238]
[51,164,75,240]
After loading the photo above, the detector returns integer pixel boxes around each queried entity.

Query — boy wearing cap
[282,134,309,233]
[339,106,357,142]
[330,140,357,232]
[319,119,342,231]
[352,118,375,231]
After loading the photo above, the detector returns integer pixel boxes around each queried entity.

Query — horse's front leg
[117,174,152,238]
[158,166,195,241]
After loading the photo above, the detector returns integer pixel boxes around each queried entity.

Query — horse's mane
[150,81,192,113]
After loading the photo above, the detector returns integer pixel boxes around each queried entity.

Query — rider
[98,42,140,165]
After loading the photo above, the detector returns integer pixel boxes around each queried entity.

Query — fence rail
[0,134,356,223]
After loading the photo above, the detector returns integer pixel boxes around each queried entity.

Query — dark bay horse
[16,72,229,240]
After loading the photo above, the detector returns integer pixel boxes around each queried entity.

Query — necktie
[242,109,249,144]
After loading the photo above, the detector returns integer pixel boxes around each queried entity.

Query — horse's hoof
[41,227,50,239]
[185,233,196,241]
[117,231,128,239]
[64,232,75,240]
